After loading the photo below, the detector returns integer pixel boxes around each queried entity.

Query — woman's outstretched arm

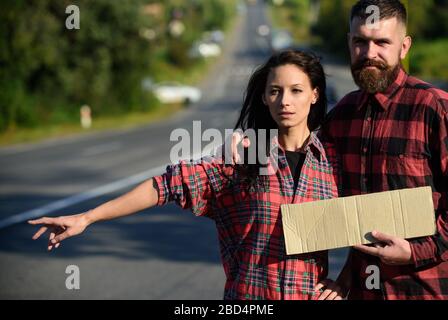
[28,178,159,250]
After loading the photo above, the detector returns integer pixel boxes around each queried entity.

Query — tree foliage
[313,0,448,51]
[0,0,236,132]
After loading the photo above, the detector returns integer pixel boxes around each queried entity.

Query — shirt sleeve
[152,156,231,219]
[410,97,448,268]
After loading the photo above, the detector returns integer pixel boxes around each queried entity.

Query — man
[319,0,448,299]
[231,0,447,300]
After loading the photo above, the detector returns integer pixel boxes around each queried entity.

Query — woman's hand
[222,130,251,164]
[315,279,347,300]
[28,213,91,251]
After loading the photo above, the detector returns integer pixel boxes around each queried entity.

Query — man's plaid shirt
[153,132,339,300]
[321,68,448,300]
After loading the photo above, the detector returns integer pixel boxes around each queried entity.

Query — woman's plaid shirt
[321,68,448,300]
[153,132,339,300]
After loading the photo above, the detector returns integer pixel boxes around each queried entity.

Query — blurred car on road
[189,41,222,58]
[270,29,293,52]
[257,24,270,37]
[147,81,202,105]
[326,84,338,111]
[203,30,225,44]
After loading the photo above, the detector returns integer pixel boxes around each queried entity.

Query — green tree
[313,0,354,56]
[0,0,156,132]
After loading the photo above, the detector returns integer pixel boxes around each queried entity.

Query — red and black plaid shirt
[321,68,448,300]
[153,132,339,300]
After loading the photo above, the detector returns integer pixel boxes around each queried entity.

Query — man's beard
[351,59,401,94]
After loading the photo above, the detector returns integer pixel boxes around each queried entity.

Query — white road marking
[82,142,122,157]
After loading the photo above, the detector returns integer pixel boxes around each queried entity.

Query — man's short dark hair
[350,0,407,26]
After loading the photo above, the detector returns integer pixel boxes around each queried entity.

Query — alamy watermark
[366,5,380,30]
[169,121,279,176]
[365,264,380,290]
[65,5,80,30]
[65,265,80,290]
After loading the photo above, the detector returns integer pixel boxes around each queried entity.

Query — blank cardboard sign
[281,187,437,255]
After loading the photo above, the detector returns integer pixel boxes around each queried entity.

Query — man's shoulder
[406,75,448,110]
[326,89,362,118]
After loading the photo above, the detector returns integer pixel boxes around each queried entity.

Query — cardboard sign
[281,187,437,255]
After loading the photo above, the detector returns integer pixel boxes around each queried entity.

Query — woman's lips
[278,112,295,118]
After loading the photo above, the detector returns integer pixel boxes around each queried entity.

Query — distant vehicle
[189,41,222,58]
[270,29,293,52]
[150,82,202,105]
[237,2,247,15]
[203,30,225,44]
[326,84,338,111]
[257,24,270,37]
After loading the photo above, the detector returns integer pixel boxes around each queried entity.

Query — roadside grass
[0,103,184,146]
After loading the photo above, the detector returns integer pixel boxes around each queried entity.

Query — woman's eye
[292,89,302,93]
[270,90,279,95]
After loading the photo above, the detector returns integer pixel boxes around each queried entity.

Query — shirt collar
[269,131,327,162]
[356,67,408,111]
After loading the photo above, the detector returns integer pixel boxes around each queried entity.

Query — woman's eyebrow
[268,83,303,88]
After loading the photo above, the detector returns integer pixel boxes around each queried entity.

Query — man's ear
[400,35,412,60]
[261,94,267,106]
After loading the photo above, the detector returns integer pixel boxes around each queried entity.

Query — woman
[29,50,342,300]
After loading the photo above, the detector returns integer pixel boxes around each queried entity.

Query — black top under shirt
[284,150,306,191]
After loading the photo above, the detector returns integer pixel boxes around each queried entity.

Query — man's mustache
[352,59,388,71]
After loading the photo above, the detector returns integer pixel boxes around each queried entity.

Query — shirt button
[363,147,368,153]
[399,154,404,159]
[366,117,372,122]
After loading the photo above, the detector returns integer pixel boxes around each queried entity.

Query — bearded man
[319,0,448,300]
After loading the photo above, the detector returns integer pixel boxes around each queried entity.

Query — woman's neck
[278,126,311,152]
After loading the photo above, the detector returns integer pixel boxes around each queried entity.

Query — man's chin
[352,62,401,94]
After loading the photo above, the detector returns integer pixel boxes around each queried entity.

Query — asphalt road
[0,2,357,299]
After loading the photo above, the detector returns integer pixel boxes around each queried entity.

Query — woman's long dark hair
[233,50,328,189]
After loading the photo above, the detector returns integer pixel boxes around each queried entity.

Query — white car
[151,82,202,105]
[189,41,222,58]
[270,29,293,52]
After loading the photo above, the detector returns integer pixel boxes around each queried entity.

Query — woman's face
[263,64,318,131]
